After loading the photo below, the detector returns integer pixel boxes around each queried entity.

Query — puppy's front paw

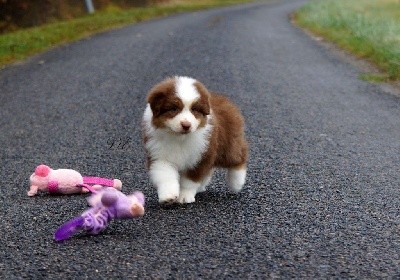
[196,185,207,194]
[178,189,196,204]
[158,189,179,204]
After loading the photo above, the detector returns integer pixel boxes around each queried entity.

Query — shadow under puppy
[142,76,248,204]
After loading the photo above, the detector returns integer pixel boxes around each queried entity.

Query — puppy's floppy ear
[148,91,168,117]
[147,78,175,117]
[194,81,211,115]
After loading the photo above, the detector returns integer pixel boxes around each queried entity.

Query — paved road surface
[0,0,399,278]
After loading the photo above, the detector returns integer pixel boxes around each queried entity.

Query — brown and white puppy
[142,76,248,204]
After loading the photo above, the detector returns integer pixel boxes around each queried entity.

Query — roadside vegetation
[0,0,252,68]
[294,0,400,82]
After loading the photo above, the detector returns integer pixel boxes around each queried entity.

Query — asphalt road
[1,0,399,278]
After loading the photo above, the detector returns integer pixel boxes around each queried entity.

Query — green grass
[294,0,400,82]
[0,0,252,68]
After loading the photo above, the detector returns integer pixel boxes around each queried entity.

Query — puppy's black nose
[181,121,191,131]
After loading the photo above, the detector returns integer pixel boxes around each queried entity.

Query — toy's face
[30,165,51,190]
[30,173,49,189]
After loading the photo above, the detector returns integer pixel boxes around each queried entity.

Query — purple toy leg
[54,207,114,241]
[54,217,84,241]
[81,208,114,235]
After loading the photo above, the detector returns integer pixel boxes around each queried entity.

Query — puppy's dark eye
[160,106,179,115]
[191,105,207,116]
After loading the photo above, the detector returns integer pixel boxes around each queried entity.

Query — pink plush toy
[28,164,122,196]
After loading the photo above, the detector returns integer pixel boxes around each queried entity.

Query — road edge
[289,12,400,98]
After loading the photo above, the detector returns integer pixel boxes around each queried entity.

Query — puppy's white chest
[146,130,210,171]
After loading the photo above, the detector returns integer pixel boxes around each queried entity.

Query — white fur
[227,168,246,193]
[178,176,201,203]
[143,104,212,171]
[175,76,199,104]
[149,160,180,203]
[143,95,213,203]
[165,108,200,133]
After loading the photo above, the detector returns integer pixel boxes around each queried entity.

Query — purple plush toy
[54,188,145,241]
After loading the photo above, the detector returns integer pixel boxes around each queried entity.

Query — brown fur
[192,81,211,128]
[185,92,248,182]
[147,78,184,128]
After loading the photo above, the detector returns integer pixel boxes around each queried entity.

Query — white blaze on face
[165,76,201,134]
[175,76,199,104]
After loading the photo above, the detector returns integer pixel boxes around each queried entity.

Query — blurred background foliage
[0,0,172,33]
[0,0,250,66]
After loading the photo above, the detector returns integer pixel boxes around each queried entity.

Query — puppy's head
[147,76,210,134]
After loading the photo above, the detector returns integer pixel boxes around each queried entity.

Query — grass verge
[293,0,400,82]
[0,0,252,68]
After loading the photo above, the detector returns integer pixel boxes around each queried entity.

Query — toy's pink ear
[133,191,145,206]
[35,164,51,177]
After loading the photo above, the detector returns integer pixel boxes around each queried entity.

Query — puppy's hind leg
[226,165,246,193]
[197,168,214,194]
